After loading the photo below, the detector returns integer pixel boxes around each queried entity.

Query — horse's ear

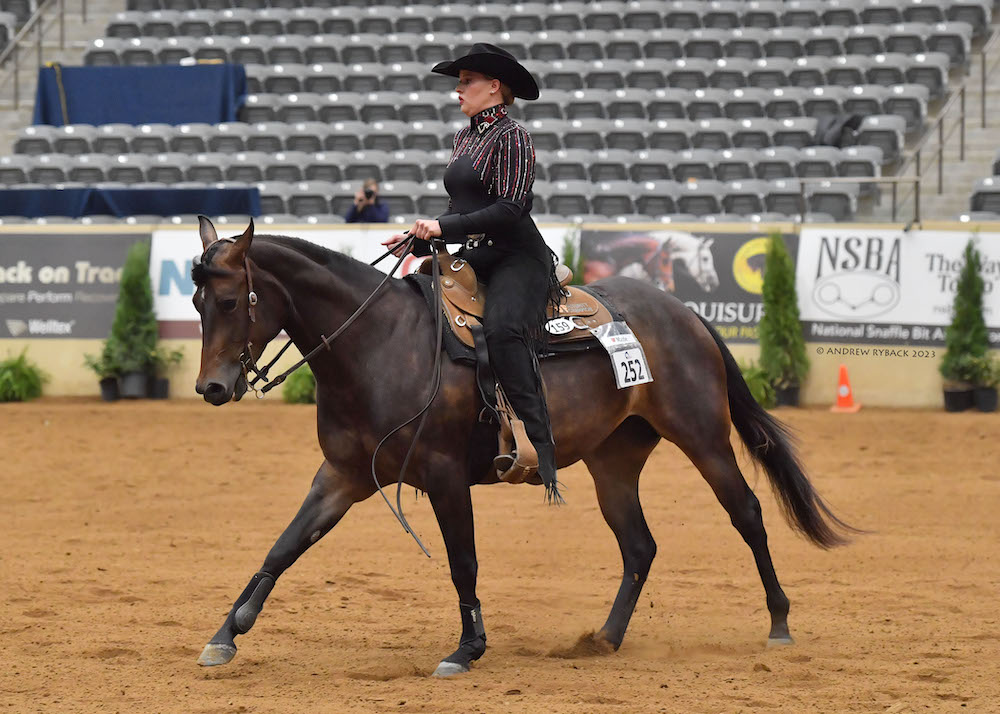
[198,215,218,250]
[704,238,714,248]
[227,218,254,265]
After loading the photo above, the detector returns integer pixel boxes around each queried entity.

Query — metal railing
[0,0,87,108]
[798,176,923,225]
[893,30,1000,212]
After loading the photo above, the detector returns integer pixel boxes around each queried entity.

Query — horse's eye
[219,298,238,313]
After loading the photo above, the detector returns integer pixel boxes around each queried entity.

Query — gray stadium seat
[725,88,770,119]
[722,179,768,214]
[756,146,799,179]
[106,11,145,39]
[782,0,823,27]
[27,155,68,184]
[827,54,871,87]
[242,94,280,123]
[905,52,950,99]
[159,36,197,64]
[147,153,190,184]
[763,26,807,58]
[866,53,908,87]
[804,26,847,56]
[267,36,306,65]
[85,37,125,65]
[377,179,421,215]
[857,114,907,164]
[624,1,664,30]
[839,145,884,197]
[687,88,727,119]
[545,180,595,216]
[256,181,293,215]
[0,155,31,185]
[277,93,325,124]
[224,152,270,183]
[52,125,97,156]
[906,0,950,23]
[286,181,337,216]
[185,153,228,183]
[667,58,713,89]
[674,148,718,181]
[714,148,759,181]
[765,87,806,118]
[730,117,773,148]
[749,57,793,88]
[635,180,681,215]
[725,27,768,59]
[604,119,649,151]
[649,119,695,150]
[764,178,805,215]
[844,24,889,55]
[773,117,817,147]
[843,84,889,116]
[797,146,841,178]
[709,57,751,89]
[692,118,736,150]
[90,124,135,155]
[665,1,704,30]
[685,28,729,60]
[806,180,859,220]
[885,22,930,55]
[927,21,973,67]
[884,83,930,131]
[802,86,846,118]
[107,154,153,184]
[284,121,329,153]
[299,152,343,183]
[629,152,674,181]
[861,0,905,25]
[948,0,991,38]
[676,179,725,215]
[587,149,634,181]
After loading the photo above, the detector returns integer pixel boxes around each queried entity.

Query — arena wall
[2,221,998,409]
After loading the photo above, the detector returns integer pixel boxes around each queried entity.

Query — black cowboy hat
[431,43,540,101]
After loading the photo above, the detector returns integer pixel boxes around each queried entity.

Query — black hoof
[432,636,486,678]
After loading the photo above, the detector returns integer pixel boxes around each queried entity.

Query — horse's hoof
[766,635,795,648]
[197,642,237,666]
[432,660,470,677]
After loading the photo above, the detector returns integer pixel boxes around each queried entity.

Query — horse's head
[192,216,283,405]
[656,232,720,293]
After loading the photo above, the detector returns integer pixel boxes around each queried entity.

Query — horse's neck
[254,240,390,373]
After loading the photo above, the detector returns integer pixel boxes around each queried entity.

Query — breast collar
[471,104,507,136]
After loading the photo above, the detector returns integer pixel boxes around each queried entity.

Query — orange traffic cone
[830,364,861,413]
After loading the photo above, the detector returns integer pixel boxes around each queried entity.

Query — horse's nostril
[205,382,225,396]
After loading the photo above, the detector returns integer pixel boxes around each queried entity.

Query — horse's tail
[694,313,856,549]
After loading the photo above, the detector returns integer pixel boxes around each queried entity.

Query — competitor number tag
[590,321,654,390]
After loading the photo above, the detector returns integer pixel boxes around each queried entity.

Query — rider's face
[456,70,501,117]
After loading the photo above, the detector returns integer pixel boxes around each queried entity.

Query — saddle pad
[404,274,624,365]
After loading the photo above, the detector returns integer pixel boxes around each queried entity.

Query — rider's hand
[411,219,441,241]
[381,232,411,257]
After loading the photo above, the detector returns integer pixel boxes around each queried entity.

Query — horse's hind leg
[198,460,373,666]
[683,442,793,646]
[584,416,661,650]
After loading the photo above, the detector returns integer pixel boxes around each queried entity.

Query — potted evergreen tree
[940,239,989,412]
[83,343,122,402]
[108,241,159,399]
[148,346,184,400]
[970,354,999,412]
[758,231,809,406]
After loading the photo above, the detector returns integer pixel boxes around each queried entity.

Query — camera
[364,188,375,199]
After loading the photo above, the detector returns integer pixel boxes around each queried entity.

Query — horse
[584,231,720,295]
[192,217,853,677]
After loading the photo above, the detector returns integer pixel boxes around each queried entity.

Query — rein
[234,233,445,556]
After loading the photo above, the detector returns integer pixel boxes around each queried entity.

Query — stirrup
[494,387,538,484]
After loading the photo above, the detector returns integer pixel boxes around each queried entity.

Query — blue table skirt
[33,64,247,127]
[0,187,260,218]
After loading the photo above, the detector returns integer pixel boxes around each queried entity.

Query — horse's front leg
[198,460,372,666]
[427,474,486,677]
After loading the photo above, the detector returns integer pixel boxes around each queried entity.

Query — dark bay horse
[192,217,853,676]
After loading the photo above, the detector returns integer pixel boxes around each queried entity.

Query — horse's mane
[192,232,386,290]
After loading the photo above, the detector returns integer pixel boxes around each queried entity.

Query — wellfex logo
[812,234,901,319]
[4,318,75,336]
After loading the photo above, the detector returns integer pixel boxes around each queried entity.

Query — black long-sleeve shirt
[436,103,537,241]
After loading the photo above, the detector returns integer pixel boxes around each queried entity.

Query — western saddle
[418,250,615,486]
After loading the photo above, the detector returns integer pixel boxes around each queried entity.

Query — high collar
[470,103,507,135]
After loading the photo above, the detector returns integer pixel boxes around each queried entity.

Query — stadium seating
[1,0,987,222]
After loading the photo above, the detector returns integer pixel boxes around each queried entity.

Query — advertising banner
[580,228,798,343]
[151,224,574,336]
[0,233,146,338]
[796,228,1000,346]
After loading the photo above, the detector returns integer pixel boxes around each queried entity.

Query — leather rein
[224,233,442,556]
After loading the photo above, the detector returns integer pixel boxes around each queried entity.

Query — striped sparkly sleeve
[437,126,534,240]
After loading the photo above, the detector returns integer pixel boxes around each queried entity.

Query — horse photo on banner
[580,229,799,343]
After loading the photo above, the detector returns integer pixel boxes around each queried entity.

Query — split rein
[237,233,444,557]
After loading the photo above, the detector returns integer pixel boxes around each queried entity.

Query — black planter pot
[943,388,974,412]
[974,386,998,412]
[120,371,149,399]
[149,376,170,400]
[775,385,800,407]
[99,376,120,402]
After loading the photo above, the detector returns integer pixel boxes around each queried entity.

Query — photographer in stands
[344,178,389,223]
